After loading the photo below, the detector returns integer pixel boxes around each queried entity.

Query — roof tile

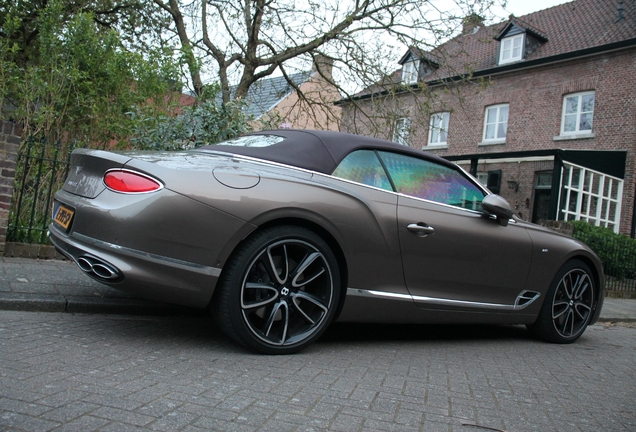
[427,0,635,80]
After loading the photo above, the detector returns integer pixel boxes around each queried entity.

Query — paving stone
[0,311,635,431]
[193,415,256,431]
[0,398,53,417]
[146,411,199,431]
[393,404,424,426]
[39,401,100,423]
[330,413,364,432]
[0,411,60,432]
[51,415,110,432]
[91,406,155,427]
[305,400,340,420]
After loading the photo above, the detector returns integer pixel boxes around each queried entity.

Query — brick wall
[0,120,21,255]
[342,47,636,234]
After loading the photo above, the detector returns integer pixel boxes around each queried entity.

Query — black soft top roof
[200,129,455,174]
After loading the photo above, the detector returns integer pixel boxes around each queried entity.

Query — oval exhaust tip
[77,257,93,273]
[77,256,121,281]
[91,263,119,279]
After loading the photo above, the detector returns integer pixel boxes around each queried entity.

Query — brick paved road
[1,311,634,431]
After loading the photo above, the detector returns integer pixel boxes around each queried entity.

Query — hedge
[571,221,636,280]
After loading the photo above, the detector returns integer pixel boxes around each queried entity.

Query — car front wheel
[213,225,340,354]
[527,259,596,343]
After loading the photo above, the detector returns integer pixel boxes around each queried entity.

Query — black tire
[527,259,596,344]
[213,225,341,354]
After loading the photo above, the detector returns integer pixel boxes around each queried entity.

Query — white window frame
[560,91,595,136]
[557,162,622,233]
[499,34,524,64]
[481,104,509,144]
[401,60,420,84]
[476,172,488,187]
[427,112,450,147]
[393,117,411,146]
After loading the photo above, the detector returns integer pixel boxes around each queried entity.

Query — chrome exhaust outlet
[77,256,121,281]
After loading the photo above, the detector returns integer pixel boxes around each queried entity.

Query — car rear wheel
[213,225,340,354]
[527,259,595,343]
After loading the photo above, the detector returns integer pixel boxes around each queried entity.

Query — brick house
[225,56,341,131]
[339,0,636,235]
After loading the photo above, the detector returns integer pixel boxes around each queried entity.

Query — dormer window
[494,20,547,65]
[499,34,524,64]
[402,60,420,84]
[398,48,438,84]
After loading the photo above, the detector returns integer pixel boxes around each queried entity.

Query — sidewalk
[0,257,200,316]
[1,256,635,321]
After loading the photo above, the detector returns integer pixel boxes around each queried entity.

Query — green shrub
[127,93,252,151]
[1,0,181,147]
[571,221,636,280]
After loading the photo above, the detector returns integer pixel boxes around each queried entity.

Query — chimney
[462,13,484,35]
[312,54,333,80]
[616,1,625,22]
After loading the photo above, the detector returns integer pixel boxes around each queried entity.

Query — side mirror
[482,194,513,227]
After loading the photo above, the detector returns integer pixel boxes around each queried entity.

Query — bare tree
[152,0,499,131]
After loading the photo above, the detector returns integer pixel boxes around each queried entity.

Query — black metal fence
[7,139,75,244]
[591,243,636,294]
[605,275,636,293]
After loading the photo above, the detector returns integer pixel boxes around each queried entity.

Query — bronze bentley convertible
[49,129,604,354]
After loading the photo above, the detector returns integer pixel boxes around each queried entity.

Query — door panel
[397,195,533,307]
[532,189,551,223]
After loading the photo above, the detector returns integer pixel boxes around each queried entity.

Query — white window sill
[425,144,448,150]
[478,139,506,146]
[553,133,596,141]
[498,58,523,65]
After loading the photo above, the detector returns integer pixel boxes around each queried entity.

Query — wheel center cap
[281,287,290,296]
[569,300,574,307]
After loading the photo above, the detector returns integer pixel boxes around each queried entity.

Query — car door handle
[407,223,435,237]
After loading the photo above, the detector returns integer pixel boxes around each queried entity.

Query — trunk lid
[63,149,131,198]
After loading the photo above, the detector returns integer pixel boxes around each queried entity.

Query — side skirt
[336,288,539,324]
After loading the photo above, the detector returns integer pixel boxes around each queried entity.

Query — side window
[377,151,485,210]
[331,150,393,191]
[428,112,450,147]
[393,117,411,146]
[482,104,509,143]
[561,91,595,135]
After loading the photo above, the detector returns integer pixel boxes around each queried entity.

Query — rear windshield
[218,135,285,147]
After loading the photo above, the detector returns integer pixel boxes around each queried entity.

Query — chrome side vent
[77,256,122,282]
[514,290,540,309]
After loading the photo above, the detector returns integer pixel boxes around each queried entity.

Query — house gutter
[335,38,636,104]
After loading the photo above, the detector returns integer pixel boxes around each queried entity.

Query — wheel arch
[567,253,605,323]
[571,254,602,291]
[213,216,350,319]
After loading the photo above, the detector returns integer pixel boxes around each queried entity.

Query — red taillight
[103,170,162,193]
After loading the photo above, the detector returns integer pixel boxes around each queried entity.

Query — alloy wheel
[240,239,334,347]
[551,268,594,339]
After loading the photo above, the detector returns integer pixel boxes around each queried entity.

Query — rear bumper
[49,224,221,308]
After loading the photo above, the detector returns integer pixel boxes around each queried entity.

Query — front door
[532,189,552,223]
[397,195,533,309]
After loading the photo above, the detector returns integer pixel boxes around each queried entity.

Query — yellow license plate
[53,205,74,230]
